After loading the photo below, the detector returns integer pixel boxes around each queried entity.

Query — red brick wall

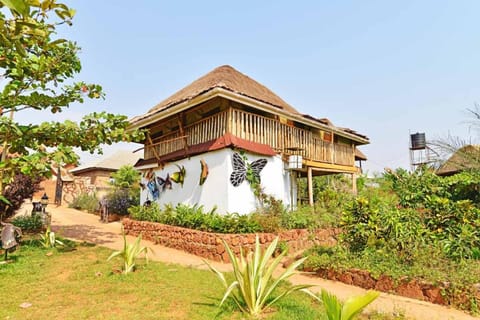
[122,218,340,262]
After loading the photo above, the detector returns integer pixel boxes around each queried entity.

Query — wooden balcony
[145,108,354,167]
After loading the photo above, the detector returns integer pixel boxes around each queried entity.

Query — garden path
[36,204,477,320]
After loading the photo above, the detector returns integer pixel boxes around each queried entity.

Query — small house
[61,150,140,204]
[130,65,368,214]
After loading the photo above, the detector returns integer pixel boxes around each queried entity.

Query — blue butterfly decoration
[230,152,267,187]
[147,177,159,200]
[156,174,172,191]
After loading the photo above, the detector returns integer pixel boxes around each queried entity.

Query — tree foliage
[0,173,39,219]
[342,168,480,260]
[0,0,144,211]
[110,165,140,190]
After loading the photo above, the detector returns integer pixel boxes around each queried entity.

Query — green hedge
[128,203,262,234]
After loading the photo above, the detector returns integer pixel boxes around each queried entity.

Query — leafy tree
[110,165,141,190]
[0,0,144,215]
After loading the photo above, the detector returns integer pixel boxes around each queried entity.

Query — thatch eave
[129,87,369,145]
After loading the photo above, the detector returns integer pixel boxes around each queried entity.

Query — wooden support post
[307,166,314,206]
[330,132,335,164]
[146,132,161,162]
[290,170,294,211]
[177,113,189,156]
[352,173,357,195]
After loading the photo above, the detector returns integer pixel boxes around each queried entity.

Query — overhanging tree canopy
[0,0,143,207]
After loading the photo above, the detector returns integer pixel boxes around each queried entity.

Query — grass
[0,239,405,320]
[0,240,319,319]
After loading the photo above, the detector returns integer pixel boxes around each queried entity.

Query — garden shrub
[251,212,282,233]
[1,174,40,219]
[105,188,138,215]
[104,165,141,215]
[358,168,480,261]
[128,202,162,222]
[384,167,447,208]
[69,193,99,213]
[129,203,262,234]
[302,168,480,313]
[11,214,43,232]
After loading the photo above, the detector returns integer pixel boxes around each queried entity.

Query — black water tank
[410,133,426,150]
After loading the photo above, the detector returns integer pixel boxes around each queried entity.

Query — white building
[130,65,368,214]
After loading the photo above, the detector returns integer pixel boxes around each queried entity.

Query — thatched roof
[138,65,299,122]
[355,148,367,161]
[130,65,369,144]
[436,145,480,176]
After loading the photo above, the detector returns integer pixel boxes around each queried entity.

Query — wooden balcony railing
[145,111,228,159]
[145,108,354,166]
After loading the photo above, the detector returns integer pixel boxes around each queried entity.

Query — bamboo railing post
[226,108,232,135]
[177,113,189,156]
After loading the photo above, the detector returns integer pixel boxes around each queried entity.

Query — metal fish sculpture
[199,159,209,185]
[170,165,186,187]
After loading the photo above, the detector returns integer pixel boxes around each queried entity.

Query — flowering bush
[106,189,138,215]
[1,174,40,219]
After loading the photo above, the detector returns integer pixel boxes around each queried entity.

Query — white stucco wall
[139,149,294,214]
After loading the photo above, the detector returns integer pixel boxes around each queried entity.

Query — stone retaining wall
[122,218,340,262]
[305,267,480,310]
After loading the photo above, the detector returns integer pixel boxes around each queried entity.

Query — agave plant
[40,226,64,248]
[304,288,379,320]
[107,230,151,274]
[204,235,311,316]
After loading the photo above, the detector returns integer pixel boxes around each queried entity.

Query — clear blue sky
[18,1,480,174]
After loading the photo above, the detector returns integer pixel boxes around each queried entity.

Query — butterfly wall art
[147,176,159,200]
[157,174,173,191]
[230,152,268,187]
[199,159,209,185]
[170,165,186,187]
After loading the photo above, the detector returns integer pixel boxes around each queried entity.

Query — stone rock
[350,269,376,289]
[216,243,225,254]
[337,271,353,285]
[396,279,425,301]
[423,286,446,305]
[221,251,230,263]
[375,275,394,292]
[326,269,337,281]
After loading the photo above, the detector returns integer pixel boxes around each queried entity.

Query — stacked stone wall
[122,218,340,262]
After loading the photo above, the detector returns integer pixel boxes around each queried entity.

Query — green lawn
[0,240,402,320]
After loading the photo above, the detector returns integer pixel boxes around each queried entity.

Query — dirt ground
[16,203,477,320]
